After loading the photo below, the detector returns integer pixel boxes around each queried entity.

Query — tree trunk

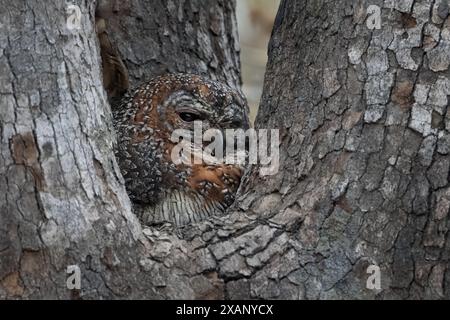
[1,0,449,300]
[95,0,242,90]
[0,0,149,299]
[0,0,241,299]
[243,0,450,299]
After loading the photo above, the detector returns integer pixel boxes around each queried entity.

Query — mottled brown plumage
[112,74,249,226]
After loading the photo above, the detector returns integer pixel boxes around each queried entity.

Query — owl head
[113,74,250,226]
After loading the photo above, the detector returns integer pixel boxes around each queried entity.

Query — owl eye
[178,112,202,122]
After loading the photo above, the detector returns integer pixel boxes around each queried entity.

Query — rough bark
[0,0,242,299]
[1,0,449,300]
[0,0,149,299]
[96,0,242,90]
[245,0,450,299]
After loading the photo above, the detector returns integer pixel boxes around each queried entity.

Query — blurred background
[236,0,280,123]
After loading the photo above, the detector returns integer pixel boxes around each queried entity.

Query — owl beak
[241,114,251,130]
[222,105,250,130]
[214,103,250,160]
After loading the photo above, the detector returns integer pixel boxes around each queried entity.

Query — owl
[112,74,249,227]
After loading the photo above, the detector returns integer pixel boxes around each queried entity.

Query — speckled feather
[112,74,249,226]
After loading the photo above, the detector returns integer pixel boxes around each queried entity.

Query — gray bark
[0,0,146,299]
[96,0,242,90]
[0,0,241,299]
[1,0,449,300]
[246,0,450,299]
